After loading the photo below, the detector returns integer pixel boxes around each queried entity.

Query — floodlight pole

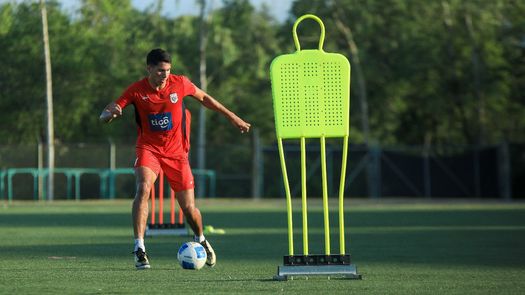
[196,0,209,198]
[40,0,55,201]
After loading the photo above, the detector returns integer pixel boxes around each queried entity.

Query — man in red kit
[99,48,251,270]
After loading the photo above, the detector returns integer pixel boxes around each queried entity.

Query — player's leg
[176,189,203,235]
[132,166,157,269]
[132,166,157,242]
[161,157,216,267]
[176,189,216,267]
[132,149,161,269]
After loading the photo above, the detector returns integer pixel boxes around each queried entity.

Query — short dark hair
[146,48,171,66]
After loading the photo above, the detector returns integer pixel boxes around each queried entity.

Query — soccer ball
[177,242,207,270]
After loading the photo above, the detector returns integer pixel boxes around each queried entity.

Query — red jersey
[115,74,196,158]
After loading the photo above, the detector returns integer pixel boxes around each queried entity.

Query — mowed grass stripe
[1,199,524,294]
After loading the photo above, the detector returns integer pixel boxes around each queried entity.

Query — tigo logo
[148,112,173,131]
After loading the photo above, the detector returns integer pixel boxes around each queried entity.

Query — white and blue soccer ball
[177,242,207,270]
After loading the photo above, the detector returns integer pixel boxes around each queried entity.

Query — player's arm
[99,102,123,123]
[191,87,251,134]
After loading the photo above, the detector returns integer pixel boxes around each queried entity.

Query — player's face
[148,62,171,87]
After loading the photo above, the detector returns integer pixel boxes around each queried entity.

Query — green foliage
[0,2,47,143]
[290,0,525,145]
[0,0,523,145]
[197,0,282,145]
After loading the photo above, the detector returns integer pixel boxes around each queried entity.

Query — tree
[0,0,523,147]
[289,0,525,145]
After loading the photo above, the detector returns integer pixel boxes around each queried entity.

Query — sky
[4,0,295,22]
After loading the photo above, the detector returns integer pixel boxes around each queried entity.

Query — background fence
[0,140,523,200]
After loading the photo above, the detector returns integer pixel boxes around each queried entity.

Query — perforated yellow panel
[271,50,350,139]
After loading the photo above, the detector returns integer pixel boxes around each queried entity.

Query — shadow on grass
[4,208,525,228]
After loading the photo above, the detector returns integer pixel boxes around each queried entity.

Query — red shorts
[134,148,194,192]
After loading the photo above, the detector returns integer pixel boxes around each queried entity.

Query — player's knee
[180,203,198,216]
[135,181,152,199]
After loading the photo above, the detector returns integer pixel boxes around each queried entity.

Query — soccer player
[99,48,251,269]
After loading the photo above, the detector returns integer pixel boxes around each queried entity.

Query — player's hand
[230,116,251,134]
[99,103,122,123]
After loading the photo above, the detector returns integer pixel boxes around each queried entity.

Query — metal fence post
[251,128,263,199]
[108,138,116,199]
[423,146,432,198]
[368,145,381,198]
[498,141,512,201]
[37,140,43,200]
[473,146,481,198]
[0,169,5,201]
[327,144,334,197]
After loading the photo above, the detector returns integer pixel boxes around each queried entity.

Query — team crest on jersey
[170,93,178,104]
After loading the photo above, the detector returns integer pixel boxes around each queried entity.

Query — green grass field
[1,199,525,294]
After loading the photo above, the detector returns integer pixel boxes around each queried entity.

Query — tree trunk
[332,11,378,198]
[465,11,485,144]
[332,13,370,145]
